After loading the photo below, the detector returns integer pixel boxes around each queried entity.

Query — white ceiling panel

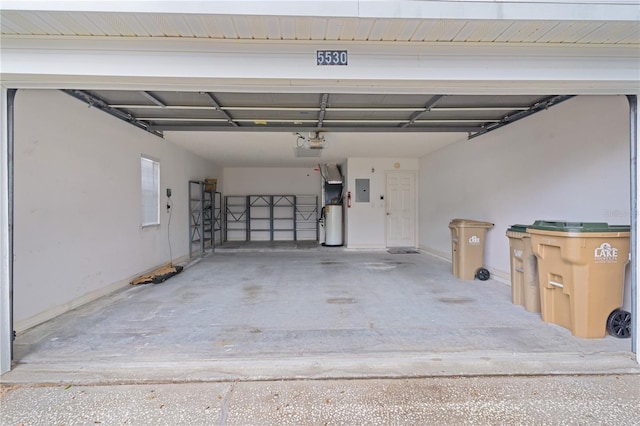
[262,16,283,39]
[213,16,237,38]
[66,13,111,36]
[580,22,640,44]
[353,19,375,41]
[180,15,210,38]
[452,20,510,42]
[324,18,344,41]
[410,20,450,42]
[0,10,637,44]
[31,11,76,35]
[618,28,640,44]
[425,21,467,42]
[495,21,561,43]
[279,17,297,40]
[196,15,223,38]
[309,18,327,40]
[337,18,359,40]
[536,22,602,43]
[91,13,146,37]
[2,11,57,35]
[132,14,167,37]
[0,15,23,34]
[248,16,269,39]
[295,17,312,40]
[395,20,421,41]
[381,20,411,41]
[232,16,253,39]
[162,14,199,37]
[368,19,390,41]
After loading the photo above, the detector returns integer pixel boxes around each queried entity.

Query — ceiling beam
[151,125,481,133]
[468,95,575,140]
[140,117,495,124]
[400,95,446,128]
[62,90,163,138]
[108,104,531,112]
[202,92,238,127]
[140,91,166,107]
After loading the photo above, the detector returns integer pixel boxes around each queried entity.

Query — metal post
[628,95,638,359]
[1,88,17,374]
[316,195,319,242]
[270,196,274,241]
[293,195,298,241]
[188,181,193,259]
[199,182,205,256]
[224,195,228,243]
[211,190,215,253]
[246,196,251,242]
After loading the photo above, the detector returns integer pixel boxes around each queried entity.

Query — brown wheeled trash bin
[527,221,630,338]
[449,219,494,281]
[506,225,540,313]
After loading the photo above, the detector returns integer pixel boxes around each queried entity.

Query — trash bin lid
[507,224,531,233]
[449,219,494,228]
[527,220,630,233]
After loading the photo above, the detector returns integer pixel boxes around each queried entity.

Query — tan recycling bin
[449,219,494,281]
[506,225,540,313]
[527,221,630,338]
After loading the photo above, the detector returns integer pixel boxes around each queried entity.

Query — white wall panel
[419,96,630,278]
[346,158,419,249]
[223,167,321,196]
[12,90,219,331]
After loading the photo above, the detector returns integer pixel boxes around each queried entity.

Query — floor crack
[217,381,237,425]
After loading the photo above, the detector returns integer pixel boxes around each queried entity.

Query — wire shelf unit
[224,195,318,242]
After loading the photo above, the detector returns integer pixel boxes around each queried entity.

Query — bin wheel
[607,309,631,339]
[476,268,490,281]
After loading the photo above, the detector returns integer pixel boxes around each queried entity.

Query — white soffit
[1,1,639,45]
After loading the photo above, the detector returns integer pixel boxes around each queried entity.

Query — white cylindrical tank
[324,204,343,246]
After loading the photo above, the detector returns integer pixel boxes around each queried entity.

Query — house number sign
[317,50,348,66]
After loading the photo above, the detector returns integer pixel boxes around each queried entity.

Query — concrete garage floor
[4,249,638,384]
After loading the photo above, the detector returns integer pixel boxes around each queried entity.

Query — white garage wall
[222,167,321,195]
[419,95,630,280]
[346,158,419,249]
[13,90,219,331]
[222,167,322,241]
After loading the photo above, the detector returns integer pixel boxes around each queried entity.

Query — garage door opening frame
[0,90,639,374]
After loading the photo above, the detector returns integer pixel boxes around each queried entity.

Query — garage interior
[1,2,639,380]
[4,89,636,382]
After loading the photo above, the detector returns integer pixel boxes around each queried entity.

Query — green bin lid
[507,224,531,233]
[527,220,630,233]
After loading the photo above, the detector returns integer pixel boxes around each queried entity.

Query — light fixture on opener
[295,131,326,149]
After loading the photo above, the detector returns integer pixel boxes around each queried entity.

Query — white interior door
[386,171,416,247]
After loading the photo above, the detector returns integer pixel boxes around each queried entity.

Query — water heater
[324,204,343,246]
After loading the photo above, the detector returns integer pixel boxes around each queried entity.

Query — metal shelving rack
[213,191,223,245]
[223,194,318,242]
[271,195,296,241]
[248,195,273,241]
[189,180,218,258]
[295,195,319,241]
[224,195,248,242]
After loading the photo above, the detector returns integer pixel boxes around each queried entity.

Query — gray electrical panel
[355,179,370,202]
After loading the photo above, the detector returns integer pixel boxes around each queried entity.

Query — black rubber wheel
[607,309,631,339]
[476,267,490,281]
